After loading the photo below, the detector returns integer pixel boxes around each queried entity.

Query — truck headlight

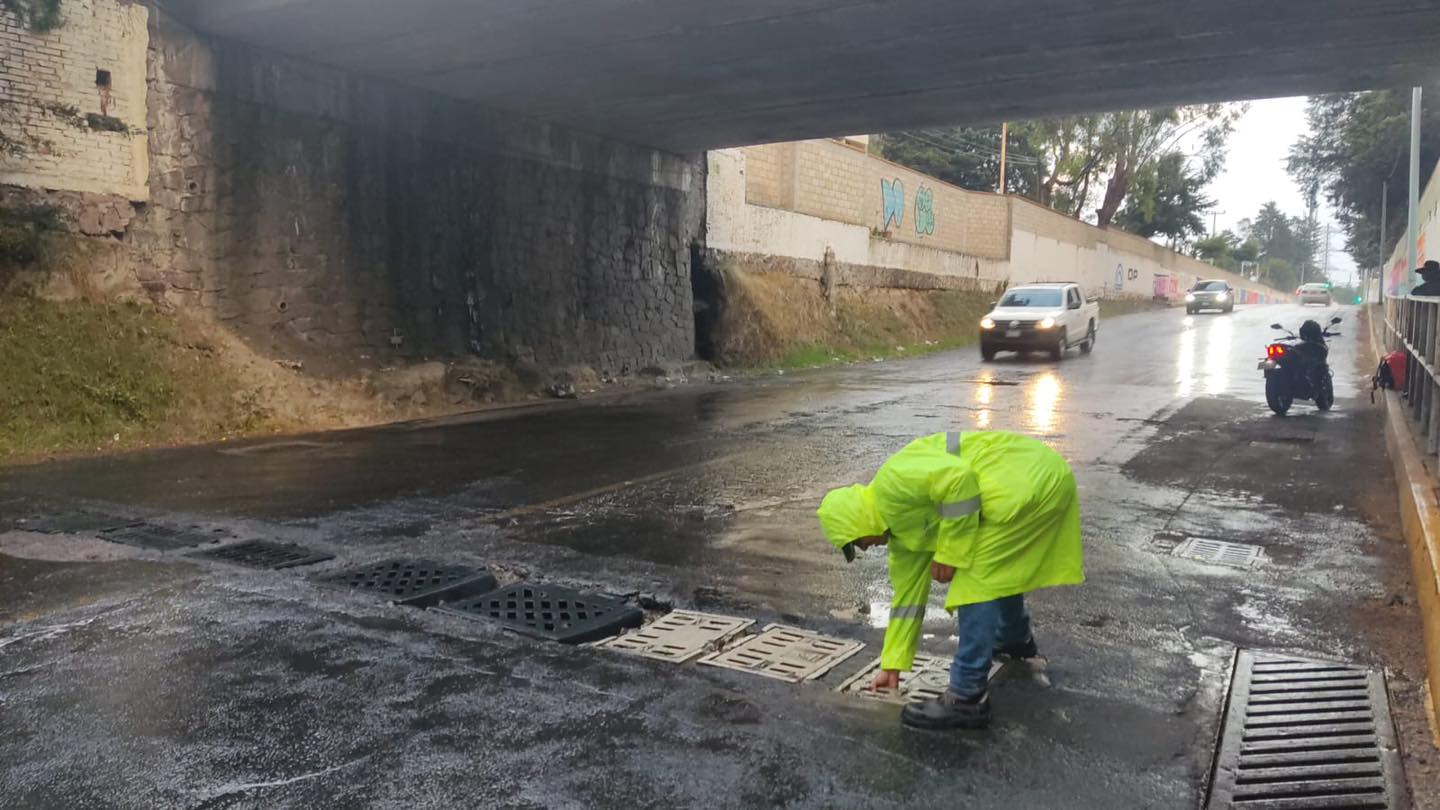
[1037,316,1056,330]
[980,317,996,330]
[1185,293,1196,302]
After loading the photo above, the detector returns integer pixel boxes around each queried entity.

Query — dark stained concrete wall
[131,11,704,374]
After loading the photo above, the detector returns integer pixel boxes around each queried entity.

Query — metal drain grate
[1174,537,1265,569]
[1205,650,1409,809]
[435,583,643,644]
[698,624,865,683]
[596,610,754,663]
[99,523,224,551]
[190,540,333,570]
[318,559,498,608]
[10,511,139,535]
[836,654,1004,704]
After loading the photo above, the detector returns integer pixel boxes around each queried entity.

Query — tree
[1114,151,1214,243]
[1193,230,1239,270]
[1288,88,1440,269]
[1238,201,1320,288]
[1093,105,1239,228]
[874,128,1042,196]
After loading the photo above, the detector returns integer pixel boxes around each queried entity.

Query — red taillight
[1267,344,1287,359]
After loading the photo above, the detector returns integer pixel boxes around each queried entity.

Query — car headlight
[1185,293,1196,302]
[1216,292,1228,301]
[980,317,996,330]
[1037,316,1056,330]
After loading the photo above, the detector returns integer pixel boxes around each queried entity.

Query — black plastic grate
[435,583,643,644]
[189,540,333,570]
[1206,650,1410,809]
[317,559,498,608]
[99,523,224,551]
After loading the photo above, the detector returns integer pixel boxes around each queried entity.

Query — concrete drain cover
[836,654,1003,704]
[435,584,643,644]
[1205,650,1409,809]
[698,624,865,683]
[190,540,333,570]
[597,610,754,663]
[1173,537,1264,569]
[99,523,224,551]
[318,559,498,608]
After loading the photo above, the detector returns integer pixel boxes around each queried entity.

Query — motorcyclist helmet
[1299,320,1323,342]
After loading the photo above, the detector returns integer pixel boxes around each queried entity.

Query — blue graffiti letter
[881,178,905,230]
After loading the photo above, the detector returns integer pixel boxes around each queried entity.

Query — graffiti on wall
[914,186,936,235]
[881,178,906,230]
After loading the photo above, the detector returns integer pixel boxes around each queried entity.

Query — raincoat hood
[817,484,886,561]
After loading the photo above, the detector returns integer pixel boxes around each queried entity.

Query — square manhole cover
[100,523,225,551]
[1173,537,1264,569]
[317,559,498,609]
[190,540,334,570]
[836,654,1003,705]
[596,610,754,663]
[434,583,643,644]
[1205,650,1409,808]
[699,624,865,683]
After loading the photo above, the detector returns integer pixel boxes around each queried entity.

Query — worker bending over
[818,430,1084,729]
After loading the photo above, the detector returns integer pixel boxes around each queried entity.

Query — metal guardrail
[1383,295,1440,454]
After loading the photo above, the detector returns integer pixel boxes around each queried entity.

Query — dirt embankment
[707,268,999,367]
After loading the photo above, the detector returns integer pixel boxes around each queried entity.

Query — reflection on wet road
[4,303,1428,809]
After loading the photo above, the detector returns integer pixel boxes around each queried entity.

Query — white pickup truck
[978,282,1099,361]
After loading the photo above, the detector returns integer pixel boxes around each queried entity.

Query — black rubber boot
[993,635,1039,660]
[900,689,992,730]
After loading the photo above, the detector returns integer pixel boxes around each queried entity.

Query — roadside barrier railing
[1383,294,1440,454]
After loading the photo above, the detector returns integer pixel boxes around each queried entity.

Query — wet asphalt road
[0,304,1434,809]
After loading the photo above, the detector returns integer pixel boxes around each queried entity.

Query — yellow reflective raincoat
[817,431,1083,671]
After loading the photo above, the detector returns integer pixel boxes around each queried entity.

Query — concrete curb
[1368,308,1440,744]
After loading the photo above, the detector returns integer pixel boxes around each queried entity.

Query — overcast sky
[1206,96,1357,284]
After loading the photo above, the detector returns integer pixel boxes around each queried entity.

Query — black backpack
[1372,356,1397,403]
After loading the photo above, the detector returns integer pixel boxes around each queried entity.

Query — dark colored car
[1186,280,1234,314]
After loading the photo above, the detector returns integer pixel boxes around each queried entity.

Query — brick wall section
[741,138,1011,260]
[0,0,149,199]
[744,142,792,209]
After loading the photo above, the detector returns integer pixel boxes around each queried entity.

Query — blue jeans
[949,594,1031,697]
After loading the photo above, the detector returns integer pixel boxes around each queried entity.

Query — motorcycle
[1258,317,1342,415]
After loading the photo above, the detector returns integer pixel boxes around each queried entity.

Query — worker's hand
[931,562,956,583]
[870,669,901,691]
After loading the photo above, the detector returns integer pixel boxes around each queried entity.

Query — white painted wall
[710,147,1286,304]
[707,148,1008,282]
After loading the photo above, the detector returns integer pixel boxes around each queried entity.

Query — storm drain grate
[99,523,224,551]
[698,624,865,683]
[9,511,140,536]
[1174,537,1265,569]
[434,583,643,644]
[318,559,498,608]
[836,654,1003,705]
[189,540,333,570]
[1205,650,1409,809]
[596,610,754,663]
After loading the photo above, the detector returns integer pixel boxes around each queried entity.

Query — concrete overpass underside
[167,0,1440,152]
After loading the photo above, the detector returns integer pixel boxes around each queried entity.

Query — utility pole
[1210,210,1225,236]
[1377,179,1388,302]
[1408,87,1422,294]
[997,122,1008,195]
[1323,222,1330,278]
